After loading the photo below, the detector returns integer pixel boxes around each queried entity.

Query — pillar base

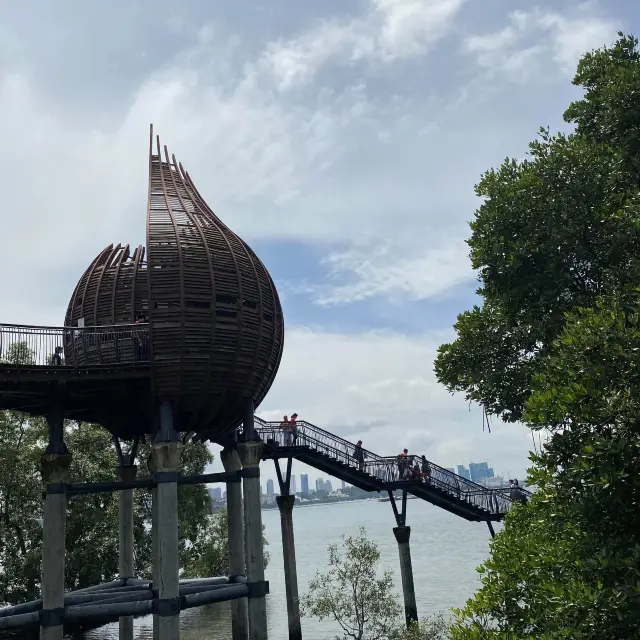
[277,495,301,640]
[222,448,249,640]
[40,453,72,640]
[393,525,417,626]
[238,441,268,640]
[150,440,181,640]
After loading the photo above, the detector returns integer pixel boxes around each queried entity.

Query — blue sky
[0,0,636,489]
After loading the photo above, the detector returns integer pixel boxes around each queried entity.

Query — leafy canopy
[435,33,640,423]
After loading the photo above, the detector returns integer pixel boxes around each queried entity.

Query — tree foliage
[301,527,447,640]
[442,32,640,640]
[435,33,640,423]
[0,412,225,605]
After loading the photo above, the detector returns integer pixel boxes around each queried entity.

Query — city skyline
[207,445,526,494]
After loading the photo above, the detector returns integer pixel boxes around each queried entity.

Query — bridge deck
[0,323,151,436]
[255,419,526,522]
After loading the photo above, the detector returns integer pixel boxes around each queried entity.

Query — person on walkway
[420,455,431,483]
[51,346,64,366]
[290,412,299,444]
[280,415,290,446]
[134,313,148,361]
[397,449,409,480]
[353,440,366,472]
[411,460,421,481]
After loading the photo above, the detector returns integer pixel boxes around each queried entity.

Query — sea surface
[84,498,500,640]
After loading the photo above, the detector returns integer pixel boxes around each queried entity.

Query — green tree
[435,34,640,423]
[301,527,446,640]
[181,507,270,579]
[0,412,224,605]
[450,297,640,639]
[439,32,640,640]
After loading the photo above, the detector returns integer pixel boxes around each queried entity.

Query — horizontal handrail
[255,420,527,516]
[0,323,151,368]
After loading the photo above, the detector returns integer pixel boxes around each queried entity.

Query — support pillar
[276,495,302,640]
[117,464,137,640]
[238,401,268,640]
[40,407,71,640]
[393,526,418,626]
[487,521,496,539]
[221,446,249,640]
[149,402,181,640]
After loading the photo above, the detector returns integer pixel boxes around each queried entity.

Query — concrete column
[393,526,418,626]
[117,464,137,640]
[238,439,267,640]
[276,495,302,640]
[221,447,249,640]
[148,451,159,640]
[40,453,72,640]
[150,438,181,640]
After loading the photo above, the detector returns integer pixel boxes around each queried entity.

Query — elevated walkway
[255,418,526,523]
[0,323,150,436]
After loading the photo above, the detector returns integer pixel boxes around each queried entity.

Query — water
[85,499,499,639]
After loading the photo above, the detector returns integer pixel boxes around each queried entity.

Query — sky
[0,0,634,490]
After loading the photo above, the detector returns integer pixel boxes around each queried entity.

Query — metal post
[221,445,249,640]
[487,521,496,538]
[276,495,302,640]
[150,401,181,640]
[388,490,417,627]
[40,408,72,640]
[238,400,268,640]
[393,525,418,626]
[274,458,302,640]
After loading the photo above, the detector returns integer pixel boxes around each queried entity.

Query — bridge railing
[368,455,516,514]
[254,420,522,515]
[0,323,150,367]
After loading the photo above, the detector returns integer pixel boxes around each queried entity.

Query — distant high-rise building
[341,480,346,491]
[469,462,493,484]
[212,486,222,501]
[301,474,309,495]
[223,490,227,500]
[267,479,275,495]
[291,475,297,495]
[324,480,332,493]
[315,478,324,492]
[260,484,264,496]
[457,465,471,480]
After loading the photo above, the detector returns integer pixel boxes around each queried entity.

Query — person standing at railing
[50,346,64,366]
[397,449,409,480]
[290,413,299,444]
[420,455,431,484]
[280,415,291,445]
[134,314,148,361]
[353,440,366,472]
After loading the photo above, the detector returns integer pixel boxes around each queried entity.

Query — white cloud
[258,0,467,90]
[463,5,619,77]
[310,237,473,305]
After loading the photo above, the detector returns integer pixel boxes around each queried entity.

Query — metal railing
[0,323,151,367]
[254,418,527,516]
